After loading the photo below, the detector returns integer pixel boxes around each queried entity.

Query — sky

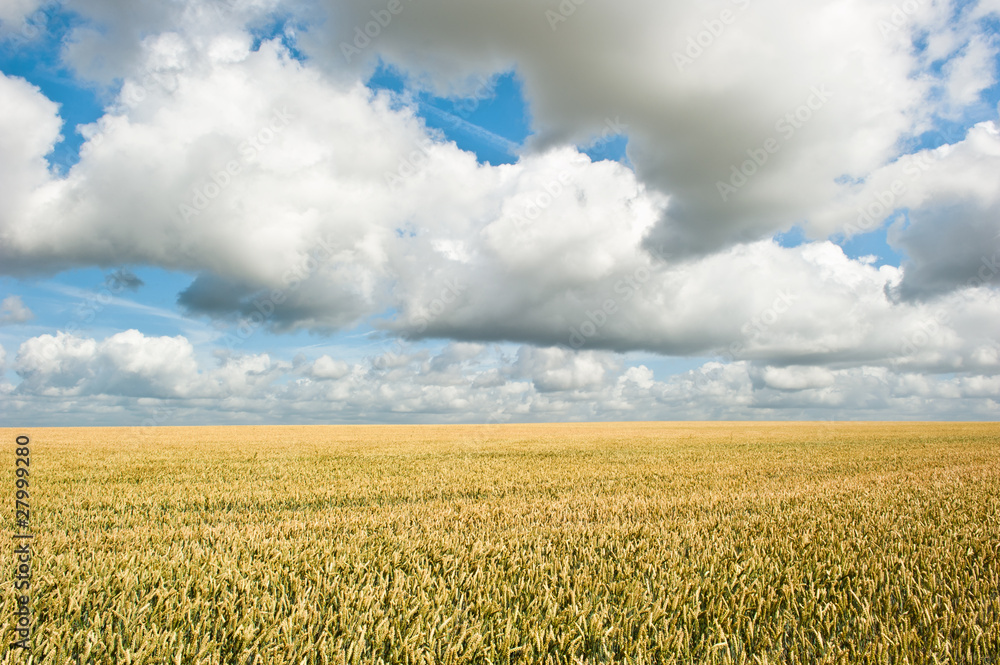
[1,0,999,426]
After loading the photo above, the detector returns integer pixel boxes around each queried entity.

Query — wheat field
[2,422,998,664]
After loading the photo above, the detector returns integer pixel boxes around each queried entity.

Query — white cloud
[0,296,34,324]
[1,35,996,366]
[211,351,289,398]
[20,0,998,256]
[15,330,196,397]
[55,0,283,84]
[309,355,350,380]
[0,74,61,257]
[942,34,998,110]
[4,331,997,424]
[12,330,287,400]
[299,0,998,256]
[717,115,1000,301]
[1,0,999,424]
[754,365,837,392]
[14,333,100,396]
[397,237,1000,374]
[514,346,618,393]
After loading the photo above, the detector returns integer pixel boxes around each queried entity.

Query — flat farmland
[2,422,999,664]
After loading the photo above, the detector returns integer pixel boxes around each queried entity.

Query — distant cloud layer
[1,0,998,421]
[4,330,998,425]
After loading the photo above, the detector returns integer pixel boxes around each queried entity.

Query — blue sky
[1,0,999,424]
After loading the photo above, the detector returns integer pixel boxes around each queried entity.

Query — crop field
[2,422,999,664]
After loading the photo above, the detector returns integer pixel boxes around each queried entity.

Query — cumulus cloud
[513,347,618,393]
[886,123,1000,301]
[300,0,999,256]
[308,355,350,380]
[54,0,285,84]
[1,0,999,425]
[393,236,1000,376]
[0,32,997,368]
[15,330,198,397]
[752,365,836,392]
[3,331,997,424]
[0,296,34,324]
[802,119,1000,301]
[0,74,62,238]
[15,0,999,256]
[941,34,998,110]
[12,330,286,399]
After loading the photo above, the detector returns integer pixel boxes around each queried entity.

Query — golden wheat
[2,422,998,663]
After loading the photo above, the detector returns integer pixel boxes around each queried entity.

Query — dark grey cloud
[177,272,257,316]
[889,202,1000,301]
[106,267,145,292]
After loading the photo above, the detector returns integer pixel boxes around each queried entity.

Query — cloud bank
[4,330,998,425]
